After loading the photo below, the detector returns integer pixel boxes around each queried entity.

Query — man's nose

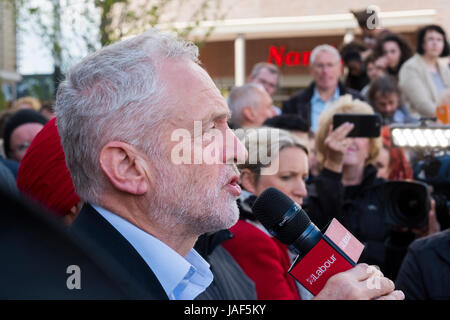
[223,128,248,165]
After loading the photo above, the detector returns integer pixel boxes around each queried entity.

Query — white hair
[227,83,267,128]
[55,28,199,203]
[309,44,341,65]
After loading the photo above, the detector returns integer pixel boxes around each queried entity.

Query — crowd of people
[0,21,449,300]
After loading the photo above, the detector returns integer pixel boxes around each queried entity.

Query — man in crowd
[56,28,403,300]
[248,62,280,98]
[282,44,365,132]
[368,75,417,124]
[228,83,277,129]
[248,62,282,115]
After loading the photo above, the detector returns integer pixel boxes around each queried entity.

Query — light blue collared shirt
[310,86,340,132]
[92,204,213,300]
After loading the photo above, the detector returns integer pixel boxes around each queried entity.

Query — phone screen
[332,114,381,138]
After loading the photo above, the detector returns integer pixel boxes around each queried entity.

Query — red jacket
[223,219,300,300]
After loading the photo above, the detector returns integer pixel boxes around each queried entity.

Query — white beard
[148,162,240,236]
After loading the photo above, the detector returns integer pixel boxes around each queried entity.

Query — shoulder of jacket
[401,54,423,71]
[410,229,450,253]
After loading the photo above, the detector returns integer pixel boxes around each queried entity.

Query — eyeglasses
[313,62,339,70]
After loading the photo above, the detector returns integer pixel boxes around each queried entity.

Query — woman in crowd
[303,95,388,270]
[223,127,309,300]
[399,24,450,117]
[12,96,42,112]
[375,126,413,181]
[374,33,413,79]
[2,109,47,162]
[360,53,388,98]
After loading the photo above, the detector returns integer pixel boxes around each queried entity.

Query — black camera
[382,180,430,229]
[414,154,450,230]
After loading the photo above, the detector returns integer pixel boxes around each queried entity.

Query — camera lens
[383,181,430,228]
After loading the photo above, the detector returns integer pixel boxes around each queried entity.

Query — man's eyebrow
[204,110,231,123]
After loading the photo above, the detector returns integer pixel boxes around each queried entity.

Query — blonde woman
[303,95,388,270]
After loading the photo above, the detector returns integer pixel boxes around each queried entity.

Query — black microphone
[252,187,364,296]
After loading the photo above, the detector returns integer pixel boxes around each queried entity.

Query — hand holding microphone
[252,187,404,300]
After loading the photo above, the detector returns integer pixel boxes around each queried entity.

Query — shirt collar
[312,85,340,103]
[92,204,213,300]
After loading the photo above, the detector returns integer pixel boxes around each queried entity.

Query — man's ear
[99,141,150,195]
[240,168,258,194]
[241,106,256,122]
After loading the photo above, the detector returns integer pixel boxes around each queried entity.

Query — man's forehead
[160,60,229,123]
[314,51,340,63]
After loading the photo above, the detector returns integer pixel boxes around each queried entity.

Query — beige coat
[398,54,450,117]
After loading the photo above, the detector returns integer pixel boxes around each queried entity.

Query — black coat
[304,165,389,271]
[395,229,450,300]
[282,81,366,130]
[70,204,169,299]
[0,187,131,299]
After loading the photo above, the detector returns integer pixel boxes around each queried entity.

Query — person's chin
[221,197,240,229]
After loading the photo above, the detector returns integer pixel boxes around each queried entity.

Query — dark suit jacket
[0,186,131,299]
[282,81,366,130]
[395,229,450,300]
[69,203,169,300]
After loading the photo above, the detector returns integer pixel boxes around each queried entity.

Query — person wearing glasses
[282,44,365,133]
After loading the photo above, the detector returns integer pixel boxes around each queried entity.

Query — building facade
[0,1,20,104]
[157,0,450,103]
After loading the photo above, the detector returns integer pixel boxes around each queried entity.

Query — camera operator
[303,95,438,276]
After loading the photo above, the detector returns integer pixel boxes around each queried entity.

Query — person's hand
[314,263,405,300]
[323,122,354,173]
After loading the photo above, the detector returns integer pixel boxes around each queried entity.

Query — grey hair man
[228,83,276,129]
[248,62,280,97]
[283,44,365,132]
[55,29,403,300]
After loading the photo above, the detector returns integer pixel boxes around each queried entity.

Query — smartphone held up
[333,113,382,138]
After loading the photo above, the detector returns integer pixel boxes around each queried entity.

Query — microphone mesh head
[252,187,312,244]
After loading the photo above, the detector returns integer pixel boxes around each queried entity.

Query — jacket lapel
[70,204,169,300]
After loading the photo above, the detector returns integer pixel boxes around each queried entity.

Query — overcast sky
[17,0,99,75]
[18,29,54,75]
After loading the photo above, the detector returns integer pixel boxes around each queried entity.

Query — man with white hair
[228,83,277,129]
[283,44,365,132]
[55,29,403,300]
